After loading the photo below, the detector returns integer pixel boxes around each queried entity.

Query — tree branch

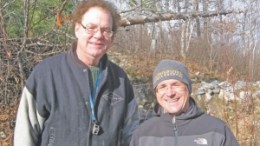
[120,10,247,26]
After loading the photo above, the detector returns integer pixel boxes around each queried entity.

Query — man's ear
[111,34,115,42]
[74,23,80,38]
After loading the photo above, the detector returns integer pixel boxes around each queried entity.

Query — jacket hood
[153,97,204,120]
[177,98,204,120]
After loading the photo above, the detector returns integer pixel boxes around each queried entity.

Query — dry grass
[0,100,18,146]
[194,95,260,146]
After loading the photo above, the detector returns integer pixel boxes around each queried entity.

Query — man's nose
[93,29,103,38]
[165,86,176,96]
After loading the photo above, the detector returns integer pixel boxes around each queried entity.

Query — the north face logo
[194,138,208,145]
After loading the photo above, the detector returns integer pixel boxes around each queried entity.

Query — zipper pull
[172,115,178,136]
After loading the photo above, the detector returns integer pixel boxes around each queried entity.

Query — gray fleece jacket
[14,48,139,146]
[130,98,239,146]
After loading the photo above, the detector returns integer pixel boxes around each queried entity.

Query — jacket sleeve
[14,87,46,146]
[121,96,139,145]
[224,125,240,146]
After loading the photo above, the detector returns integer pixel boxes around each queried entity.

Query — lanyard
[89,67,101,122]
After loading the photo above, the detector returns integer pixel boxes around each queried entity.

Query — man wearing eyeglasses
[14,0,139,146]
[130,59,239,146]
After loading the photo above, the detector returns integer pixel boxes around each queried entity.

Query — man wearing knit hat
[130,59,239,146]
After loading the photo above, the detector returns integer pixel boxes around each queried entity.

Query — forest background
[0,0,260,146]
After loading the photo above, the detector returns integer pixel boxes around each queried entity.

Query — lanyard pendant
[92,123,100,135]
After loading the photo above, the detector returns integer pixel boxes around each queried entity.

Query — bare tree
[194,0,201,38]
[203,0,209,40]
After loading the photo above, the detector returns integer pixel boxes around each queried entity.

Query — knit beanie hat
[153,59,192,93]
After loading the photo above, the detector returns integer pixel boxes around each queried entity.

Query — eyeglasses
[156,83,187,94]
[80,23,113,38]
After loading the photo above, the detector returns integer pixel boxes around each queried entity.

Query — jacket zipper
[85,101,92,146]
[172,115,178,146]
